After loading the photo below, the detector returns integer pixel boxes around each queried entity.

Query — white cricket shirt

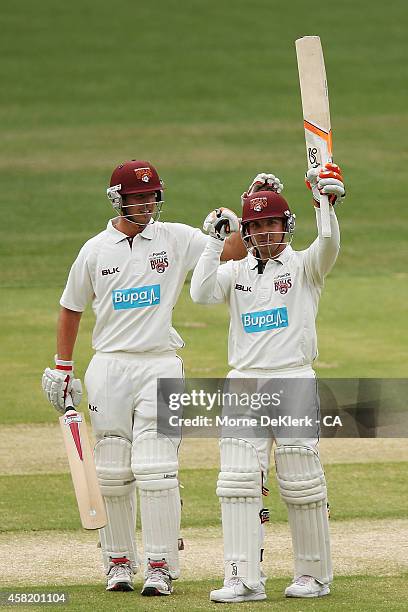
[60,219,208,353]
[190,208,340,371]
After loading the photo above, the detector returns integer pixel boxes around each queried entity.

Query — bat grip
[319,148,332,238]
[319,194,332,238]
[65,393,75,412]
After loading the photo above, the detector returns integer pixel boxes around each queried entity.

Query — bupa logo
[112,284,160,310]
[242,307,288,333]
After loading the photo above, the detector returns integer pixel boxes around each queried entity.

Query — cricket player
[41,160,244,596]
[190,164,346,602]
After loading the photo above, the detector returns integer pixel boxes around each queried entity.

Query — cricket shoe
[285,575,330,598]
[106,559,134,591]
[141,560,173,596]
[210,576,267,603]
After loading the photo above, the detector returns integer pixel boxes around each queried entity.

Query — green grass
[1,463,407,533]
[0,0,407,608]
[2,576,408,611]
[1,1,407,422]
[1,0,408,288]
[1,278,407,425]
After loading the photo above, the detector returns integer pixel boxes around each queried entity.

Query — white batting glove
[306,163,346,207]
[42,356,82,414]
[203,207,240,241]
[247,172,284,195]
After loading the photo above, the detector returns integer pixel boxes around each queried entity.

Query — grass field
[2,577,408,611]
[1,0,407,609]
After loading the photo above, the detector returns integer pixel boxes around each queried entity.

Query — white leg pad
[275,445,332,584]
[131,431,181,579]
[217,438,263,590]
[94,436,138,574]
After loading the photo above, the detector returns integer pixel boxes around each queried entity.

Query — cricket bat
[59,395,107,530]
[295,35,333,238]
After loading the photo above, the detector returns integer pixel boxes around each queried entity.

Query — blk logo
[102,267,119,276]
[235,283,252,292]
[88,404,98,412]
[231,562,238,576]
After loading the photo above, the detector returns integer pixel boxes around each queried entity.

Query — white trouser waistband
[229,364,315,378]
[95,350,177,362]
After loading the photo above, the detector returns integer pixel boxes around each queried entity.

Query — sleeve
[170,223,209,271]
[303,207,340,287]
[60,243,95,312]
[190,237,233,304]
[185,227,210,271]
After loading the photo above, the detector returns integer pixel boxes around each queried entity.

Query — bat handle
[65,393,75,412]
[319,194,332,238]
[319,148,332,238]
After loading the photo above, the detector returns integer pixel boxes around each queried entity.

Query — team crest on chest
[274,272,292,294]
[149,250,169,273]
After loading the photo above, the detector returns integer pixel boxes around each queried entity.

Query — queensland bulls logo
[274,272,292,294]
[250,197,268,212]
[149,250,169,273]
[134,167,153,182]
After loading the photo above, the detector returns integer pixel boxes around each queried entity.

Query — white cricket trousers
[84,350,184,578]
[84,350,184,443]
[225,364,319,475]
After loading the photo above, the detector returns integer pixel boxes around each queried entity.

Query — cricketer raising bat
[295,35,333,238]
[59,395,107,530]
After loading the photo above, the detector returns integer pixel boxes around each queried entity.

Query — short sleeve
[170,223,209,271]
[60,243,95,312]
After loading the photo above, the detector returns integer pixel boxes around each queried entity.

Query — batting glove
[305,162,346,207]
[203,207,240,241]
[247,172,284,195]
[42,356,82,414]
[241,172,284,206]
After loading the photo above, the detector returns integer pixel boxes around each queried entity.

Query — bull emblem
[134,167,153,182]
[250,197,267,212]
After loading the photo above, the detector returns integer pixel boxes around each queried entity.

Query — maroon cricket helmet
[109,160,164,197]
[241,190,296,241]
[242,191,292,223]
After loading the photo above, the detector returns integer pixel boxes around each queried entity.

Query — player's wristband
[54,355,74,371]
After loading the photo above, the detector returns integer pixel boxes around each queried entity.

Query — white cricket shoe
[285,575,330,598]
[141,560,173,596]
[106,562,134,591]
[210,577,267,603]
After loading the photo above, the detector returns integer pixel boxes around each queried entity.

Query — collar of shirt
[106,218,156,243]
[247,244,293,271]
